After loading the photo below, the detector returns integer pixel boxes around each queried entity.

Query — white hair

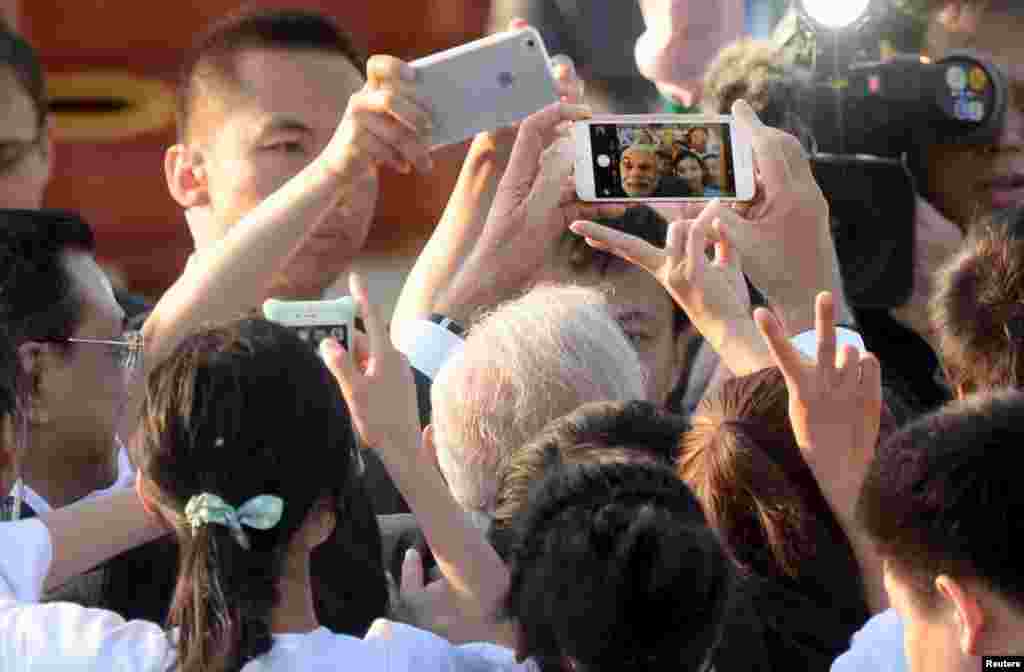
[430,284,648,515]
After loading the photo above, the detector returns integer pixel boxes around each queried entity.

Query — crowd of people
[1,1,1023,670]
[614,124,729,198]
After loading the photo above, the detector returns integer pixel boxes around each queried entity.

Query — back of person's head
[0,23,46,132]
[0,209,95,347]
[133,318,377,672]
[932,206,1024,396]
[858,390,1024,634]
[680,367,869,623]
[176,7,366,141]
[489,400,688,557]
[430,284,647,515]
[504,460,731,672]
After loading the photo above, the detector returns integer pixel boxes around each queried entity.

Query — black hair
[858,389,1024,612]
[490,400,689,558]
[0,24,47,131]
[0,209,96,348]
[504,460,732,672]
[134,318,382,672]
[177,7,367,140]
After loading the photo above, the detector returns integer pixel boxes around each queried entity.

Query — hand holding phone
[573,114,756,202]
[262,296,357,360]
[324,56,434,178]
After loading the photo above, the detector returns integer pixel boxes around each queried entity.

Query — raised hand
[434,101,624,323]
[570,207,772,376]
[700,100,851,335]
[323,55,434,180]
[754,292,882,529]
[321,273,420,454]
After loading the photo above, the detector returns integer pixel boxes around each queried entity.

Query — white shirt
[0,519,532,672]
[830,608,907,672]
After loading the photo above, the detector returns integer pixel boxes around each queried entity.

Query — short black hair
[504,460,732,672]
[0,23,47,131]
[0,209,96,347]
[858,390,1024,612]
[177,7,367,140]
[490,400,690,557]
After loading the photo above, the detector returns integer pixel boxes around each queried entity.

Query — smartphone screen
[588,121,739,199]
[290,324,349,353]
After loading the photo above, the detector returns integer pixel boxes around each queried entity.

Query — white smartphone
[411,27,559,149]
[573,115,756,202]
[262,296,357,356]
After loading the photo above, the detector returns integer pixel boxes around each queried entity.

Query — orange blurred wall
[18,1,491,298]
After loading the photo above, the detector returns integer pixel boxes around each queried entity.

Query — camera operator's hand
[433,102,625,325]
[572,208,773,377]
[705,100,852,336]
[890,196,964,349]
[322,55,434,180]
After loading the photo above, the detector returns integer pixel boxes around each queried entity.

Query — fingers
[665,219,688,260]
[401,547,425,594]
[367,54,418,89]
[755,306,809,384]
[352,99,431,172]
[683,216,707,278]
[815,292,837,384]
[551,54,585,104]
[348,273,389,358]
[860,352,883,414]
[731,99,793,192]
[519,101,592,145]
[569,220,665,273]
[508,17,529,30]
[711,218,738,270]
[320,336,356,388]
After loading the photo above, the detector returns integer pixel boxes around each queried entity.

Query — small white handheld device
[411,27,559,149]
[573,114,756,202]
[262,296,357,355]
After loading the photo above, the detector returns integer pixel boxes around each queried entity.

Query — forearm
[143,158,344,364]
[376,432,509,622]
[40,489,165,592]
[391,136,511,335]
[701,315,776,377]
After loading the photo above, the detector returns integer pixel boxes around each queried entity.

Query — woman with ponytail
[0,274,525,670]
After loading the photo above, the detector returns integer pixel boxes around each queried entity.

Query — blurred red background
[6,1,491,298]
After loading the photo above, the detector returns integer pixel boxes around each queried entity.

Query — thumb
[401,547,425,594]
[320,337,359,390]
[708,203,757,261]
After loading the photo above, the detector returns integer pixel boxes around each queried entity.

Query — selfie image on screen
[589,123,736,199]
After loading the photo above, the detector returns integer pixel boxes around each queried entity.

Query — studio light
[798,0,875,30]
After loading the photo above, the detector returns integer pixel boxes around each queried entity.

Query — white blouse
[0,519,530,672]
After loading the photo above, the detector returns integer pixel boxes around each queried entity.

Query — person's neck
[19,426,117,509]
[269,554,319,635]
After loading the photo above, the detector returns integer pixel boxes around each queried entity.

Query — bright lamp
[798,0,873,29]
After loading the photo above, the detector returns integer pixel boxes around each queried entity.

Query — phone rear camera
[526,38,536,48]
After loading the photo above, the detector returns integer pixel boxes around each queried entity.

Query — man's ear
[16,342,50,425]
[936,574,985,656]
[164,143,210,210]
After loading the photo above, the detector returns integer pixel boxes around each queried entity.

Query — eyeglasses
[64,330,145,372]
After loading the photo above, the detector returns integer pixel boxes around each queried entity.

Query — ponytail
[170,525,281,672]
